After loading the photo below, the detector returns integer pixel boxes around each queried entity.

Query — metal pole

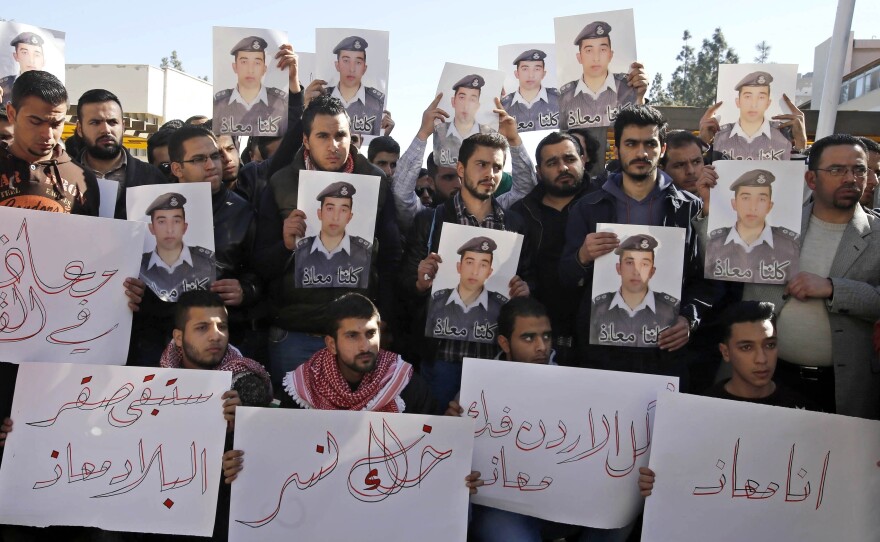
[815,0,857,140]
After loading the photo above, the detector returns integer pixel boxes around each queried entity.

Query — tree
[658,28,739,107]
[754,41,771,63]
[160,51,184,71]
[666,30,698,106]
[648,73,672,106]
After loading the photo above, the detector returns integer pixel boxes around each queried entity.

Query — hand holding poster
[126,183,215,303]
[713,63,799,161]
[460,358,678,528]
[212,26,290,137]
[642,392,880,541]
[498,43,560,132]
[590,224,684,348]
[0,363,231,536]
[294,170,380,289]
[228,407,474,542]
[0,207,144,365]
[425,224,523,344]
[704,161,805,284]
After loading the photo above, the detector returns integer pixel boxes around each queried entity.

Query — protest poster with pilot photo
[498,43,561,133]
[713,63,798,161]
[554,9,637,130]
[432,62,505,168]
[315,28,390,137]
[294,170,380,289]
[126,183,215,303]
[590,224,684,348]
[705,161,804,284]
[425,224,523,344]
[0,21,65,105]
[212,26,289,137]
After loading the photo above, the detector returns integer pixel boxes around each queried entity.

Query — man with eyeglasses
[75,89,168,218]
[743,134,880,419]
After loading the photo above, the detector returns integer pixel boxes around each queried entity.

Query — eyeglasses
[813,166,869,179]
[415,187,434,197]
[179,152,222,166]
[158,162,171,174]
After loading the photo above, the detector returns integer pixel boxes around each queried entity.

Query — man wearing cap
[427,236,509,344]
[590,234,680,348]
[433,74,495,168]
[325,35,385,136]
[705,169,799,283]
[139,191,216,303]
[0,32,45,105]
[558,20,648,129]
[294,180,372,288]
[214,36,287,136]
[709,71,804,160]
[500,48,559,132]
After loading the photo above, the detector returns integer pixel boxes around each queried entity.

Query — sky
[5,0,879,143]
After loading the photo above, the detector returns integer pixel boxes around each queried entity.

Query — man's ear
[173,328,183,348]
[324,334,337,355]
[719,342,730,362]
[498,335,511,359]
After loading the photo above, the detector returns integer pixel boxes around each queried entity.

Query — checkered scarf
[303,148,355,174]
[159,341,273,396]
[283,348,412,413]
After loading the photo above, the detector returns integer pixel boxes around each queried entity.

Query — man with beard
[403,132,535,407]
[743,134,880,418]
[857,137,879,212]
[392,93,537,229]
[76,88,168,218]
[560,106,715,384]
[510,131,593,364]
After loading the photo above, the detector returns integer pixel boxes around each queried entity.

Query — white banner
[229,407,474,542]
[460,358,677,528]
[0,363,231,536]
[642,392,880,541]
[0,207,144,364]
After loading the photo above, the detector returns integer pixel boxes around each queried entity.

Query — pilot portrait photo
[212,27,289,137]
[432,63,504,168]
[426,224,523,345]
[294,171,380,289]
[0,22,65,105]
[590,227,685,348]
[554,9,640,129]
[314,28,389,137]
[713,64,799,161]
[705,162,804,284]
[498,44,560,132]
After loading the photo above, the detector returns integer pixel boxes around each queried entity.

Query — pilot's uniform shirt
[705,223,799,284]
[501,86,560,131]
[590,289,679,348]
[427,286,509,344]
[214,84,288,136]
[715,118,792,161]
[328,84,385,136]
[0,75,15,105]
[433,120,494,167]
[294,233,372,288]
[139,244,215,302]
[559,72,636,129]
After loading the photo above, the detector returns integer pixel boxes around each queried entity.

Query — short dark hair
[368,136,400,161]
[336,49,366,62]
[807,134,867,170]
[174,290,226,331]
[418,167,429,178]
[856,136,880,155]
[535,131,583,166]
[660,130,706,167]
[613,105,668,150]
[76,89,122,122]
[169,125,217,164]
[185,115,210,125]
[147,126,177,165]
[458,132,509,167]
[217,132,240,150]
[11,70,67,109]
[324,293,380,338]
[427,152,438,178]
[302,95,350,136]
[566,127,601,164]
[497,297,549,341]
[718,301,776,344]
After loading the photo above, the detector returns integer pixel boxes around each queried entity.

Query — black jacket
[212,187,261,320]
[100,148,169,219]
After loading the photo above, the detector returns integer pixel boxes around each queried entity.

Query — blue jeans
[419,358,463,409]
[267,328,326,391]
[470,504,635,542]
